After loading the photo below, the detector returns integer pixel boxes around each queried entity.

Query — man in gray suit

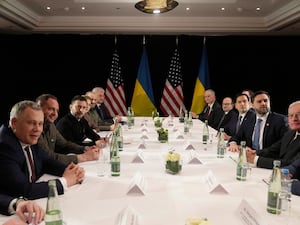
[247,100,300,169]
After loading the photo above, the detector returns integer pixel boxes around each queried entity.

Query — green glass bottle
[184,110,189,134]
[110,136,120,176]
[217,128,226,158]
[202,120,209,144]
[236,141,247,180]
[45,180,63,225]
[267,160,282,214]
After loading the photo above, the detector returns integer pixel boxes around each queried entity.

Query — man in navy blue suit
[247,100,300,169]
[228,90,289,152]
[220,93,254,140]
[0,100,85,200]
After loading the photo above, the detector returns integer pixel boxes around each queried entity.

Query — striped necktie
[24,146,36,182]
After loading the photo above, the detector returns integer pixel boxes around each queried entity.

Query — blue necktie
[252,118,262,150]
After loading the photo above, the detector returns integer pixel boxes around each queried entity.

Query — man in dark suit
[0,100,85,200]
[0,193,44,224]
[92,86,122,125]
[192,89,223,130]
[284,157,300,196]
[228,90,289,152]
[220,93,254,140]
[246,100,300,169]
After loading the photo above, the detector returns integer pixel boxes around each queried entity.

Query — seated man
[36,93,100,165]
[284,158,300,196]
[191,89,223,130]
[246,100,300,169]
[56,95,107,152]
[1,194,44,225]
[229,90,288,152]
[0,100,85,199]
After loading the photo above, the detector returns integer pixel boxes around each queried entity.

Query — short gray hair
[9,100,42,125]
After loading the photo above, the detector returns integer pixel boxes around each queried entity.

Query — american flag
[104,50,127,116]
[160,48,185,116]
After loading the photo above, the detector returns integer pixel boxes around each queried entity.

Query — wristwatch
[13,196,28,211]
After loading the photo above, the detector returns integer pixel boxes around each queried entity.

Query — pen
[229,156,238,164]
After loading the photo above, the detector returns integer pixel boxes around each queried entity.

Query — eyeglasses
[288,112,300,119]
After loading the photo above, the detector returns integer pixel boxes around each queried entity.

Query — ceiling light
[135,0,178,14]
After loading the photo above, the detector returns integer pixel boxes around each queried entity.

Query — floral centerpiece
[165,150,182,174]
[157,127,168,143]
[152,110,160,120]
[154,117,163,128]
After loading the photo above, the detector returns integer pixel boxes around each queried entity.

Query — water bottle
[267,160,281,214]
[188,111,193,128]
[110,136,120,176]
[278,168,292,213]
[116,123,123,151]
[184,110,189,135]
[217,128,226,158]
[127,107,134,129]
[45,180,63,225]
[202,120,209,144]
[236,141,247,180]
[179,106,184,123]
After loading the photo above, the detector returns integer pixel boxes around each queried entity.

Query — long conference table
[1,117,300,225]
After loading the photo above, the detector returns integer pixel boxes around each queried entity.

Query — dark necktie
[205,106,211,119]
[97,105,105,120]
[24,146,36,182]
[252,118,263,150]
[235,115,242,133]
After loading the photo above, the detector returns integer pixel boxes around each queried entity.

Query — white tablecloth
[1,117,300,225]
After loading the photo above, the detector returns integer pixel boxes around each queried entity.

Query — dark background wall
[0,34,299,125]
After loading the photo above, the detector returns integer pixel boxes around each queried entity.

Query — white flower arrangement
[166,151,180,162]
[165,151,182,174]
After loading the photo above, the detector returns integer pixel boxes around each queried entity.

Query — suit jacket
[0,125,66,200]
[198,101,223,130]
[56,113,101,150]
[256,129,300,169]
[229,111,289,149]
[87,108,113,131]
[38,122,84,164]
[218,109,238,134]
[0,194,14,216]
[285,158,300,196]
[223,109,255,137]
[96,104,114,124]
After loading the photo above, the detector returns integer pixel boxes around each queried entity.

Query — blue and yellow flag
[190,40,210,114]
[131,46,156,116]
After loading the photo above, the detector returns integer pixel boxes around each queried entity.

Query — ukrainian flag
[131,46,156,116]
[190,39,210,114]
